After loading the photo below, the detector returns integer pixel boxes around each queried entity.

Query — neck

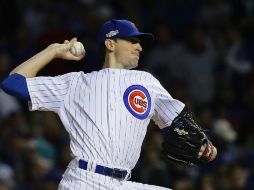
[102,53,125,69]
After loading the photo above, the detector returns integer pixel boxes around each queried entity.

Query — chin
[129,63,138,69]
[125,61,138,69]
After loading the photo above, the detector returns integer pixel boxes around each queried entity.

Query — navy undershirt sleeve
[1,73,31,100]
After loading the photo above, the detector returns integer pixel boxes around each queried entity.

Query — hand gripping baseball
[49,38,86,61]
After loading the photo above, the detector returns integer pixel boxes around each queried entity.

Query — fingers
[69,38,77,47]
[198,141,217,162]
[63,38,77,48]
[209,146,217,161]
[70,37,77,42]
[198,144,206,158]
[61,38,78,57]
[71,51,86,61]
[57,38,85,61]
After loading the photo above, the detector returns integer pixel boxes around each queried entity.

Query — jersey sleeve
[151,78,185,129]
[1,73,30,100]
[26,72,77,113]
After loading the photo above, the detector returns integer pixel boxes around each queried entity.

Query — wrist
[202,141,217,162]
[210,146,217,161]
[46,43,59,59]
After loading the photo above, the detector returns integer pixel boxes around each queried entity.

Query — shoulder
[138,70,160,83]
[125,70,162,90]
[127,69,158,79]
[60,71,80,79]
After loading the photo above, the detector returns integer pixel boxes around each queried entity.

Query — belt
[78,160,128,180]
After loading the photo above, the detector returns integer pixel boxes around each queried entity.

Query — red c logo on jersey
[129,90,147,114]
[123,85,151,120]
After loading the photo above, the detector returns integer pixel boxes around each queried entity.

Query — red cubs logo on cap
[123,85,151,120]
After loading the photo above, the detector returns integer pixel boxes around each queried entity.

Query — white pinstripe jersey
[26,68,184,170]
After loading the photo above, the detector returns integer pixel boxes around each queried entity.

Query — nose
[136,43,142,52]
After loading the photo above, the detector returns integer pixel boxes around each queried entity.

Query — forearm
[10,46,56,78]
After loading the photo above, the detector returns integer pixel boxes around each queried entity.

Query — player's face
[114,37,143,69]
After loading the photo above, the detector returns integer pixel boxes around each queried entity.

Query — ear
[104,39,115,51]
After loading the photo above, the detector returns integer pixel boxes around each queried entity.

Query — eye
[125,38,140,44]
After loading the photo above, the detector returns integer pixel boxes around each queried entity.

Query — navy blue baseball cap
[97,19,154,44]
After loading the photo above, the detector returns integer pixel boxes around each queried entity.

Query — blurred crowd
[0,0,254,189]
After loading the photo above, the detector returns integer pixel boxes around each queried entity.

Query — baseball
[70,41,85,56]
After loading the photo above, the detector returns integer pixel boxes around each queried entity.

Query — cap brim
[136,33,154,43]
[123,32,154,43]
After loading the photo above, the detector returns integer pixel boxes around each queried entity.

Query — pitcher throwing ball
[1,19,217,190]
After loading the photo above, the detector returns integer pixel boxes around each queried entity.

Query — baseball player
[1,19,217,190]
